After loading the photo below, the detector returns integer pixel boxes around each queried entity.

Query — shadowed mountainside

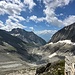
[9,28,46,46]
[0,29,37,62]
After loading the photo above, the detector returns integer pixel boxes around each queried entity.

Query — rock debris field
[0,61,36,75]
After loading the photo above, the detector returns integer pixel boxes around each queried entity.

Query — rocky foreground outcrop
[35,60,65,75]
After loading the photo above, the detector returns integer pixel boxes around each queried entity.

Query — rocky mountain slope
[40,40,75,55]
[0,29,41,74]
[0,29,28,57]
[0,29,50,75]
[49,23,75,43]
[9,28,46,46]
[40,23,75,55]
[34,23,75,75]
[0,23,75,75]
[33,23,75,64]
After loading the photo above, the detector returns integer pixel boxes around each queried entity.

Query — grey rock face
[9,28,46,46]
[49,23,75,43]
[0,29,38,62]
[35,60,65,75]
[40,42,75,55]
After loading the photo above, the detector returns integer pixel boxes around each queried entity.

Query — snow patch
[45,42,53,46]
[37,53,42,55]
[49,53,57,58]
[11,33,20,36]
[7,52,9,54]
[49,40,75,45]
[57,40,73,44]
[46,42,53,45]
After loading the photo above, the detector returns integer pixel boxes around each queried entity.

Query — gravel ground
[5,68,36,75]
[0,61,37,75]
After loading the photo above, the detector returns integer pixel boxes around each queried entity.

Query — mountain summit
[9,28,46,46]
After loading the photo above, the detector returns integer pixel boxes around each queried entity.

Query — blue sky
[0,0,75,41]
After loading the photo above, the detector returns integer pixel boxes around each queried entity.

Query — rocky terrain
[31,23,75,75]
[6,69,36,75]
[35,60,65,75]
[0,29,40,62]
[35,23,75,62]
[49,23,75,43]
[9,28,46,46]
[0,23,75,75]
[0,29,42,75]
[1,65,36,75]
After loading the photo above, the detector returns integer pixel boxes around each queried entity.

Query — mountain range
[0,29,32,62]
[0,23,75,74]
[0,28,47,74]
[0,23,75,63]
[9,28,46,46]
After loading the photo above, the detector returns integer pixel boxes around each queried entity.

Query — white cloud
[29,27,34,31]
[29,15,45,23]
[14,15,25,21]
[0,14,26,31]
[0,0,24,15]
[24,0,36,10]
[43,0,73,26]
[29,15,37,21]
[0,19,26,31]
[8,15,25,22]
[60,13,63,16]
[29,0,75,27]
[63,15,75,26]
[8,16,19,22]
[0,0,36,31]
[0,0,25,31]
[0,20,4,27]
[0,0,36,15]
[0,0,75,32]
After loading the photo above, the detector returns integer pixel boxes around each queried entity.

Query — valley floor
[4,68,36,75]
[0,61,37,75]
